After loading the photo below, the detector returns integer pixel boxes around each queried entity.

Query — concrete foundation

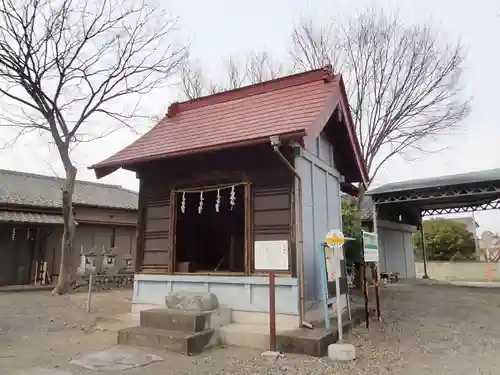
[133,274,300,315]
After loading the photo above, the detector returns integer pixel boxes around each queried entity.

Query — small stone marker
[261,350,284,359]
[328,343,356,361]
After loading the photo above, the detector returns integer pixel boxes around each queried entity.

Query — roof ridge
[167,65,335,116]
[0,168,136,193]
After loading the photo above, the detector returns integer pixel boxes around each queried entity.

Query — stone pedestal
[165,292,219,311]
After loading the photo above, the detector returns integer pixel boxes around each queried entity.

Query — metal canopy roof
[366,168,500,216]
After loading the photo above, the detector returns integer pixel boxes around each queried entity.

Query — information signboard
[362,231,379,262]
[254,240,289,271]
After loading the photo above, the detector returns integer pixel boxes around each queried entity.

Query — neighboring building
[359,196,417,279]
[0,169,138,286]
[428,216,479,235]
[90,67,369,328]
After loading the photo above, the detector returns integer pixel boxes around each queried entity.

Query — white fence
[415,261,500,281]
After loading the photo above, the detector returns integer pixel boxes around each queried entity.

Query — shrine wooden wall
[134,144,296,275]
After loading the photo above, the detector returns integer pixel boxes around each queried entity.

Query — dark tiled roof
[341,194,373,221]
[0,169,138,210]
[91,67,368,183]
[0,211,64,224]
[359,196,374,221]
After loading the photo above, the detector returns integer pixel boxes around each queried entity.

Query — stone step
[140,309,210,332]
[277,327,335,357]
[219,323,336,356]
[219,323,294,351]
[219,306,368,357]
[219,323,338,357]
[117,326,217,355]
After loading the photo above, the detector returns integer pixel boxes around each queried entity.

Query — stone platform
[118,292,228,355]
[277,306,367,357]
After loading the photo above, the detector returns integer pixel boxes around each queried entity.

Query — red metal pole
[269,271,276,351]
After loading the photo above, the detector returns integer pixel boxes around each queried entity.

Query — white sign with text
[363,231,379,262]
[254,240,289,271]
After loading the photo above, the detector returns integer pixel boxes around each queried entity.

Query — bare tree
[290,18,340,72]
[245,51,285,84]
[0,0,187,294]
[290,9,470,190]
[179,51,287,100]
[179,54,209,100]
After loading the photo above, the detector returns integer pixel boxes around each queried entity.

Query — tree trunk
[52,162,77,295]
[356,183,367,210]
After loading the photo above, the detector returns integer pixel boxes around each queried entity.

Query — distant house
[0,169,138,286]
[478,230,500,261]
[357,195,417,279]
[479,231,500,249]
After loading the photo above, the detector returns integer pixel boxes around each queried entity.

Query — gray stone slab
[70,346,162,371]
[18,369,74,375]
[165,291,219,311]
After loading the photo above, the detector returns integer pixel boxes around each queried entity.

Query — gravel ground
[0,289,132,345]
[2,283,500,374]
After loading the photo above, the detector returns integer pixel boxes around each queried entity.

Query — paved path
[2,284,500,374]
[449,280,500,288]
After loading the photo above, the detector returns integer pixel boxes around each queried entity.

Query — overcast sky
[1,0,499,234]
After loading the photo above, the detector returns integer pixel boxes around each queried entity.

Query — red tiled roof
[91,66,368,182]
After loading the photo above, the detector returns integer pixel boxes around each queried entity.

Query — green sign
[362,231,379,262]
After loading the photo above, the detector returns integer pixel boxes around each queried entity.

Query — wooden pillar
[134,177,145,273]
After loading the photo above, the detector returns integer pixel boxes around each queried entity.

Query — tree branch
[177,50,290,99]
[290,8,470,185]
